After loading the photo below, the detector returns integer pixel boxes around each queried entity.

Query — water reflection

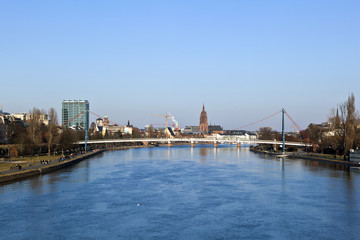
[213,147,217,159]
[165,148,171,160]
[199,147,208,157]
[147,148,153,158]
[190,146,194,161]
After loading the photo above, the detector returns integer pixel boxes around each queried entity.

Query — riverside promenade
[251,149,360,167]
[0,150,104,185]
[0,145,156,185]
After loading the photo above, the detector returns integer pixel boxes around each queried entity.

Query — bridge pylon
[282,108,286,154]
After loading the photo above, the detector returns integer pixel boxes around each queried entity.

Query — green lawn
[0,155,60,172]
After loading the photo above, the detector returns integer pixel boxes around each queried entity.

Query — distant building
[96,118,103,132]
[11,113,27,121]
[219,130,258,140]
[183,126,200,134]
[166,127,175,138]
[102,124,123,136]
[4,112,49,125]
[208,125,223,134]
[94,115,133,137]
[182,104,223,135]
[103,115,109,126]
[62,100,89,129]
[123,126,132,135]
[307,122,334,137]
[199,104,209,134]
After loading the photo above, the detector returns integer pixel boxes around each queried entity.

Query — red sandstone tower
[199,104,209,134]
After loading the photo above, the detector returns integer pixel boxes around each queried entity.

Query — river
[1,145,359,239]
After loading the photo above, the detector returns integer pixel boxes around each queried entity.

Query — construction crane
[153,113,170,138]
[153,113,180,138]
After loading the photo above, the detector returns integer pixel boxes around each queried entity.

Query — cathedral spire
[199,103,209,134]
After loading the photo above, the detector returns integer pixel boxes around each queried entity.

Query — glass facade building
[62,100,89,129]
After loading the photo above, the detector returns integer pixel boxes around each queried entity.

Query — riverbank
[0,150,105,184]
[0,144,168,185]
[251,149,360,167]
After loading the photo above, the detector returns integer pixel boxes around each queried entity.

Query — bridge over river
[73,108,309,152]
[78,138,311,148]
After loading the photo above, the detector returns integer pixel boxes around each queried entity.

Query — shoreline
[0,150,104,185]
[3,144,360,185]
[0,145,156,185]
[251,149,360,167]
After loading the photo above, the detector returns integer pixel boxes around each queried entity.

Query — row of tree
[304,93,360,158]
[4,108,78,157]
[257,93,360,159]
[1,107,148,157]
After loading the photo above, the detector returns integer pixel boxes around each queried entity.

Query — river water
[1,146,360,239]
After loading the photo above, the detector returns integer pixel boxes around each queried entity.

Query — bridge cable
[230,110,282,131]
[284,112,302,132]
[284,111,310,141]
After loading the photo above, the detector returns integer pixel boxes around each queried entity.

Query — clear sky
[1,0,359,131]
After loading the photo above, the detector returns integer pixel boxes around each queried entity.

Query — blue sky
[1,0,359,131]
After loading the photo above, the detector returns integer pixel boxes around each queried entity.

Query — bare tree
[59,128,77,153]
[258,127,275,140]
[147,125,156,138]
[344,93,359,158]
[132,128,143,138]
[304,123,331,153]
[27,107,45,153]
[328,93,359,159]
[46,108,60,155]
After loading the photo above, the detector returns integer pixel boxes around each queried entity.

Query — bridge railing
[77,137,311,147]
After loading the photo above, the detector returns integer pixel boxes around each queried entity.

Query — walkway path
[0,150,103,184]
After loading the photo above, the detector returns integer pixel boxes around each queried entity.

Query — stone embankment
[0,150,104,184]
[0,144,161,185]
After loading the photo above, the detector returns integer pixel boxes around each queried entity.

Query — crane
[153,113,170,138]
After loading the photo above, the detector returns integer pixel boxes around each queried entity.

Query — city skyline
[1,1,359,131]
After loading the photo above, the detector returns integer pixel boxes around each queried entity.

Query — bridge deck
[78,138,311,147]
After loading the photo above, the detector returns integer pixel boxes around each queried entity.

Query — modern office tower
[62,100,89,129]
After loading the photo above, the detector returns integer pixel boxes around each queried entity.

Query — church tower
[199,104,209,134]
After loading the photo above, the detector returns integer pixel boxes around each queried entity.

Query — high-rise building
[199,104,209,134]
[62,100,89,129]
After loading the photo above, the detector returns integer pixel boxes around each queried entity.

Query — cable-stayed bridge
[78,138,311,147]
[71,108,311,151]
